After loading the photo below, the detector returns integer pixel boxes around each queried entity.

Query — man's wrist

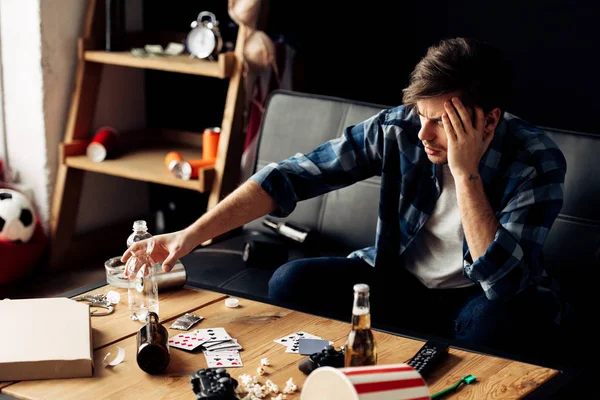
[183,225,204,247]
[453,171,481,185]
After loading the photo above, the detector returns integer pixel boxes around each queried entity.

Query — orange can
[202,127,221,160]
[165,151,184,172]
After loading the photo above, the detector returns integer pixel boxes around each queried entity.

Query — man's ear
[484,107,502,134]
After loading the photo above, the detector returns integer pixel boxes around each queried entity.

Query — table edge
[38,280,578,398]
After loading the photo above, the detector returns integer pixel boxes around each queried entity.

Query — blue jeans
[268,257,557,349]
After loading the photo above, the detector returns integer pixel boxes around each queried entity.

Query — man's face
[415,92,463,165]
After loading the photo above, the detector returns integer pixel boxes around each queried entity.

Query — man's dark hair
[402,37,512,115]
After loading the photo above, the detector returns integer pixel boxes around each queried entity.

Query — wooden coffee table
[0,284,566,399]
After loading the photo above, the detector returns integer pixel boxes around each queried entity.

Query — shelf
[63,142,214,192]
[84,51,235,78]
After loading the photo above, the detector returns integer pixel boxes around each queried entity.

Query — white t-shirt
[403,165,475,289]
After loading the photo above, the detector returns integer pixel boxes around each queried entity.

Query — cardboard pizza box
[0,297,94,381]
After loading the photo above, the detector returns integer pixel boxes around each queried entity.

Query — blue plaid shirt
[250,105,566,301]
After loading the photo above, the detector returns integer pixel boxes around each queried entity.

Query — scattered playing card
[274,331,320,345]
[298,338,330,355]
[203,339,243,352]
[194,327,232,344]
[168,333,205,351]
[204,350,243,368]
[274,333,299,345]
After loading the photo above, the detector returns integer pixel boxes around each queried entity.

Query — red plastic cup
[86,126,119,162]
[302,364,430,400]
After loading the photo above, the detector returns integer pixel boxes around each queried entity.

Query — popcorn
[260,357,271,366]
[283,377,297,394]
[257,366,267,376]
[239,374,258,387]
[248,383,268,398]
[236,374,291,400]
[265,379,279,393]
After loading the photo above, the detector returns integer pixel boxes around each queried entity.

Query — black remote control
[299,345,345,375]
[406,340,449,378]
[190,368,239,400]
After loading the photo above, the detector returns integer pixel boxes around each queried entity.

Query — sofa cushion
[252,91,388,249]
[542,128,600,310]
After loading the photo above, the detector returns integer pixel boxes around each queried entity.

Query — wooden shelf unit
[84,51,236,78]
[61,129,215,192]
[50,0,256,268]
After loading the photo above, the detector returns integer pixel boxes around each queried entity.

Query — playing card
[168,333,206,351]
[274,331,320,346]
[286,339,303,353]
[298,338,331,355]
[193,328,232,344]
[201,340,229,348]
[203,339,243,352]
[204,350,243,368]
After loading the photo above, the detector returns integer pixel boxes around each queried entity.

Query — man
[123,37,566,349]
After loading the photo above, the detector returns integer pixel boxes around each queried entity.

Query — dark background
[143,0,599,134]
[141,1,599,230]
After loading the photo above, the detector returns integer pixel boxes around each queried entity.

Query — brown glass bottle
[136,311,170,374]
[344,283,377,367]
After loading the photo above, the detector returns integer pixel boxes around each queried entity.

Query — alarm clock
[186,11,223,60]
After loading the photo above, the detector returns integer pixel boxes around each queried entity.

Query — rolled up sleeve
[249,110,390,217]
[463,152,566,300]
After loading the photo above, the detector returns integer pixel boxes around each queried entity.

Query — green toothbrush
[431,375,477,399]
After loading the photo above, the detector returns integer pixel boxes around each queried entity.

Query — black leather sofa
[182,90,597,377]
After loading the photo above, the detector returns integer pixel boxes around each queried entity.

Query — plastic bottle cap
[225,298,239,308]
[133,220,148,231]
[353,283,370,293]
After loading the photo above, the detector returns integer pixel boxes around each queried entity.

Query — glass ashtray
[105,256,129,288]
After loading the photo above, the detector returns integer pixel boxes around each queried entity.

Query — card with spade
[204,349,243,368]
[193,327,232,344]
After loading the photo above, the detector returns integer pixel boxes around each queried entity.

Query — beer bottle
[136,311,170,374]
[344,283,377,367]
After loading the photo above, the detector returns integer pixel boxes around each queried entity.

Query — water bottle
[127,220,159,322]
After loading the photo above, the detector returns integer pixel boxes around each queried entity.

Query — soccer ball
[0,188,36,243]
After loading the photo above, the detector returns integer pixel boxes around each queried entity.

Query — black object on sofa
[182,89,597,367]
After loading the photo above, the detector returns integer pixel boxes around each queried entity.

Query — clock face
[187,27,216,59]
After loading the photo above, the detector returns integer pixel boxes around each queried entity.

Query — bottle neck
[351,291,371,329]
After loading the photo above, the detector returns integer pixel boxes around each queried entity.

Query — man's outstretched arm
[122,180,276,273]
[186,180,277,246]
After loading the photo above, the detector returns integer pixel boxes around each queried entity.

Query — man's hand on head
[442,97,493,181]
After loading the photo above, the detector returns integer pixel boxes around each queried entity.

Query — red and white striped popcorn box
[302,363,430,400]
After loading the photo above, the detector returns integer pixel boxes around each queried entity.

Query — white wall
[0,0,48,222]
[0,0,149,236]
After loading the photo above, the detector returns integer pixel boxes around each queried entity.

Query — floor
[0,256,107,300]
